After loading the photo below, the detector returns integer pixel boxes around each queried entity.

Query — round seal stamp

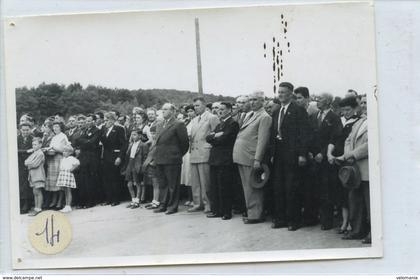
[28,210,72,255]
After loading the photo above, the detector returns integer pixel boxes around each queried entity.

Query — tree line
[16,83,235,124]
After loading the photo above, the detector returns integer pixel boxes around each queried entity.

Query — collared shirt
[220,115,232,123]
[130,140,141,159]
[277,102,291,137]
[106,125,114,137]
[318,108,331,123]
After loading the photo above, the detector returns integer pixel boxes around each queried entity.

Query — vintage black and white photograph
[4,2,382,269]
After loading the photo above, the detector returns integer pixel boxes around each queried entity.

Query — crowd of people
[17,82,371,245]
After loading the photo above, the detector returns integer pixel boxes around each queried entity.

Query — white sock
[34,207,41,212]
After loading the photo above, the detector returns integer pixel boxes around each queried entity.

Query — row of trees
[16,83,235,124]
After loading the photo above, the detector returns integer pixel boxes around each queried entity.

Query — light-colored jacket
[233,107,272,167]
[24,149,46,184]
[189,111,220,163]
[344,117,369,181]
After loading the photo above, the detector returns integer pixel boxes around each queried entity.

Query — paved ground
[19,201,368,260]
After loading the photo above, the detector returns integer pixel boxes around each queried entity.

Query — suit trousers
[102,161,122,204]
[156,164,181,212]
[299,162,320,225]
[348,181,370,237]
[78,153,99,207]
[237,164,264,220]
[232,165,247,213]
[318,161,339,228]
[190,163,211,211]
[209,164,234,216]
[271,155,301,226]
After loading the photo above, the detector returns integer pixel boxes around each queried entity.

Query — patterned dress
[56,156,80,189]
[45,132,69,192]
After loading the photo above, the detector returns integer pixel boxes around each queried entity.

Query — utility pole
[195,17,203,94]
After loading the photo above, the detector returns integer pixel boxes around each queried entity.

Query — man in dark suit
[153,103,189,215]
[294,86,319,226]
[17,123,34,214]
[205,102,240,220]
[270,82,310,231]
[311,92,343,230]
[76,114,101,208]
[100,111,127,206]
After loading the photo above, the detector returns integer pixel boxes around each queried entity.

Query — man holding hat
[233,91,272,224]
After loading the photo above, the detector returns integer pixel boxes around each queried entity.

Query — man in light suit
[338,116,370,243]
[153,103,189,214]
[233,91,272,224]
[189,97,220,212]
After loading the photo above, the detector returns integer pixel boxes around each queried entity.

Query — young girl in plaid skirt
[56,144,80,213]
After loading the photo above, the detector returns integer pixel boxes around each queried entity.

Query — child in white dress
[56,144,80,213]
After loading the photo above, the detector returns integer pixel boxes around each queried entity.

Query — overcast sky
[5,2,376,98]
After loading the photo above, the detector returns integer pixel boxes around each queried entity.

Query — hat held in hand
[338,165,361,189]
[249,163,270,189]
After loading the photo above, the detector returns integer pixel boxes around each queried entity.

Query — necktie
[317,110,324,127]
[277,107,285,138]
[244,112,254,124]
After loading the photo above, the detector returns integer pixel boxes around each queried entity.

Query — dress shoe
[111,202,120,207]
[342,233,364,240]
[321,225,333,231]
[187,206,204,212]
[153,207,167,213]
[288,225,300,231]
[28,210,41,217]
[362,237,372,244]
[271,220,287,229]
[101,202,111,206]
[243,218,264,224]
[221,215,232,220]
[206,213,221,218]
[165,209,177,215]
[232,209,243,214]
[336,228,348,234]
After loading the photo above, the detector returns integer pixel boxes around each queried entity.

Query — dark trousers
[232,164,246,213]
[299,163,319,225]
[349,181,370,237]
[272,141,301,226]
[318,161,339,228]
[19,167,33,212]
[209,164,234,216]
[102,160,122,204]
[78,154,99,207]
[156,164,181,212]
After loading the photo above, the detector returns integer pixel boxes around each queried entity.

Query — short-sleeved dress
[56,156,80,189]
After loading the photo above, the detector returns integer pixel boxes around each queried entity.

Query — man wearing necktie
[270,82,310,231]
[188,97,220,213]
[311,93,343,230]
[152,103,189,214]
[100,112,127,206]
[233,91,272,224]
[205,102,239,220]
